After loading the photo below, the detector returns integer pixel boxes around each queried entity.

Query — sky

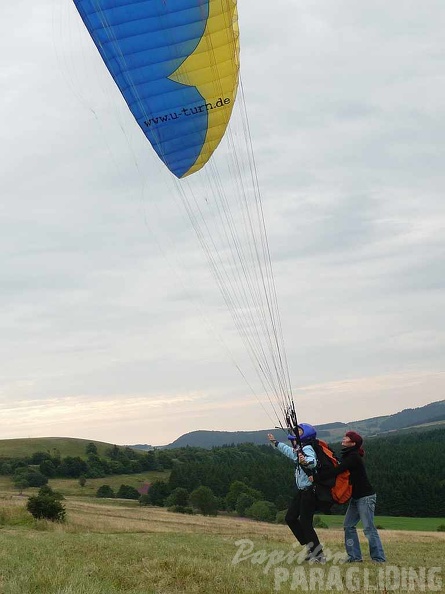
[1,1,444,446]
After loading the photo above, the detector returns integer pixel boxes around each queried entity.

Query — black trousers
[285,488,322,555]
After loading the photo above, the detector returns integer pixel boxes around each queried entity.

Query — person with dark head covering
[315,430,386,563]
[268,424,325,562]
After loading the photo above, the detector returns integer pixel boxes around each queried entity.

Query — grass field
[0,493,443,593]
[0,471,442,531]
[317,514,445,532]
[0,436,117,458]
[47,471,170,497]
[0,471,169,499]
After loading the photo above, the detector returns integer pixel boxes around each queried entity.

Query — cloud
[0,0,444,444]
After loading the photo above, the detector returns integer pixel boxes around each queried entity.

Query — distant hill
[0,437,114,459]
[3,401,443,456]
[131,444,154,452]
[161,430,280,449]
[160,400,445,449]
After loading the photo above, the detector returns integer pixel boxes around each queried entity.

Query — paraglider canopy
[73,0,240,178]
[73,0,294,432]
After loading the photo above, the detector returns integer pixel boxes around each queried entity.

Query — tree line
[2,428,444,518]
[0,442,173,492]
[144,428,445,518]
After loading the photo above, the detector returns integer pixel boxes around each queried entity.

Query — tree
[13,468,47,491]
[157,451,173,469]
[86,442,98,456]
[148,481,171,507]
[39,459,56,478]
[85,456,108,478]
[246,500,277,523]
[165,487,189,508]
[30,452,52,465]
[235,493,255,517]
[116,484,140,500]
[57,456,88,478]
[226,481,262,510]
[96,485,115,498]
[190,486,218,516]
[14,477,29,495]
[1,463,12,475]
[108,460,126,475]
[25,470,48,488]
[142,451,157,471]
[129,460,143,474]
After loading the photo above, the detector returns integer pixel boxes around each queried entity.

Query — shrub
[13,468,48,489]
[116,484,140,500]
[27,470,48,488]
[165,487,189,508]
[139,494,151,506]
[13,477,29,494]
[236,493,255,517]
[96,485,115,498]
[190,486,218,516]
[27,488,66,522]
[275,509,287,524]
[38,485,64,500]
[436,524,445,532]
[1,463,13,475]
[246,500,277,523]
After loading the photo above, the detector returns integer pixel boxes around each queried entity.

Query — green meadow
[0,487,444,593]
[0,494,445,594]
[0,437,116,459]
[317,514,445,532]
[0,472,169,499]
[0,437,443,592]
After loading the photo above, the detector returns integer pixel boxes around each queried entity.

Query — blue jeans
[344,494,386,562]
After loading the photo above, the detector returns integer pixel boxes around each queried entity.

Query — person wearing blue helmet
[268,424,324,562]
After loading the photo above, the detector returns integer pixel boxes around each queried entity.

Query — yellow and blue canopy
[74,0,240,178]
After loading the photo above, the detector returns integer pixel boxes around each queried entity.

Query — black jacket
[317,446,375,499]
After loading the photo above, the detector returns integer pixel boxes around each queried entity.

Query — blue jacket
[277,442,317,490]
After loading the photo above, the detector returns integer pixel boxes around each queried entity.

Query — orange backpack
[313,439,352,505]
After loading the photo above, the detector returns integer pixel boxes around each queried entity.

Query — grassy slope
[0,497,444,594]
[318,514,445,532]
[0,471,169,498]
[0,437,116,459]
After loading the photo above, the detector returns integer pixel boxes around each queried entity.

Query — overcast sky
[1,1,444,446]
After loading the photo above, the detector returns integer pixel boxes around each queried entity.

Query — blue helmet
[298,423,316,443]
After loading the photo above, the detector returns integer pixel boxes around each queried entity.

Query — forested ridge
[165,428,445,517]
